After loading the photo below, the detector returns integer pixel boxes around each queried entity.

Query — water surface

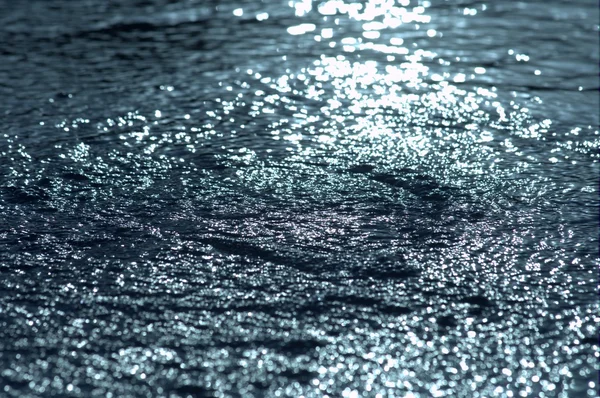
[0,0,598,397]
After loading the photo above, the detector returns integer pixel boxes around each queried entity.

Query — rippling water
[1,1,598,397]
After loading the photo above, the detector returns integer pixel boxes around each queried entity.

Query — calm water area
[0,0,598,397]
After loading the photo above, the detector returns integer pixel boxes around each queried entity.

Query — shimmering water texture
[1,0,598,397]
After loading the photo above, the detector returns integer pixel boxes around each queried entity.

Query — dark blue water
[1,1,598,397]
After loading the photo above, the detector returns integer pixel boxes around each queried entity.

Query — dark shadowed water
[0,0,598,397]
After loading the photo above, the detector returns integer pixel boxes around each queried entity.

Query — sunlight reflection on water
[0,0,598,397]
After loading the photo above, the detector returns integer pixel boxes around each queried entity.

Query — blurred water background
[0,0,598,397]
